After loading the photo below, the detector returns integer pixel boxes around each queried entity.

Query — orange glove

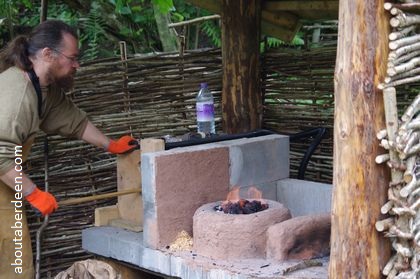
[25,187,58,216]
[107,135,139,154]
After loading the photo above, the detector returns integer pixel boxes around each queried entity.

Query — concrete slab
[82,227,328,279]
[276,179,332,217]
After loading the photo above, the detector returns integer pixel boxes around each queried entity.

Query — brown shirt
[0,66,88,174]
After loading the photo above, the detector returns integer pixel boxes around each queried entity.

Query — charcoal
[215,199,269,215]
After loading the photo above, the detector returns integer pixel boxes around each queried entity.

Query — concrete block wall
[276,178,333,217]
[142,135,289,250]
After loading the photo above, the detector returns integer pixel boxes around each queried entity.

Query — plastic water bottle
[196,83,215,134]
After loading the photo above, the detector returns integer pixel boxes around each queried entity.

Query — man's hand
[25,187,58,216]
[107,135,139,154]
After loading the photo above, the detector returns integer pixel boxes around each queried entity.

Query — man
[0,20,138,278]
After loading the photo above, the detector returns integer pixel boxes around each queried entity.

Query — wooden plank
[94,205,120,226]
[117,150,143,226]
[261,10,300,30]
[115,139,164,231]
[329,0,391,278]
[261,18,301,43]
[140,138,165,153]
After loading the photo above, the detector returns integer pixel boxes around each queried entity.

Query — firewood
[382,200,395,215]
[376,153,391,164]
[403,156,417,183]
[401,94,420,122]
[402,132,419,154]
[388,226,414,240]
[384,2,420,13]
[393,242,413,258]
[387,161,407,172]
[376,217,395,232]
[377,129,389,140]
[379,75,420,89]
[381,138,393,149]
[393,49,420,66]
[389,25,416,41]
[388,42,420,60]
[400,176,420,198]
[387,57,420,76]
[384,66,420,84]
[384,3,393,11]
[399,143,420,159]
[391,206,416,216]
[383,254,397,276]
[390,13,420,28]
[407,119,420,130]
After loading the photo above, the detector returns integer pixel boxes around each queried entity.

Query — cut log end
[376,153,391,164]
[375,218,394,232]
[390,17,401,28]
[384,3,393,11]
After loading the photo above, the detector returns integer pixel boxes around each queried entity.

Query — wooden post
[221,0,262,134]
[329,0,391,278]
[40,0,48,23]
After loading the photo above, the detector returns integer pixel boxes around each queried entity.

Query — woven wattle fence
[26,46,417,277]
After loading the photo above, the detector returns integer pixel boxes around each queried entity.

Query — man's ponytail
[0,35,32,73]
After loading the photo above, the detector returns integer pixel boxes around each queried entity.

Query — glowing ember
[214,186,268,214]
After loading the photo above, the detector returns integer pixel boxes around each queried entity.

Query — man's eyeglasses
[52,48,79,64]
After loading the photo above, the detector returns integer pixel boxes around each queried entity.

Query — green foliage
[152,0,174,14]
[200,19,221,48]
[0,0,308,59]
[80,3,107,61]
[261,33,305,53]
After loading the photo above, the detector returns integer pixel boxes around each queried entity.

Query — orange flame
[226,186,240,202]
[224,186,263,202]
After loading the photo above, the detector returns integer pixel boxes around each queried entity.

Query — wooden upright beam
[329,0,391,278]
[40,0,48,22]
[221,0,262,133]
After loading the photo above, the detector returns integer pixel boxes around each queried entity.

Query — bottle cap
[200,83,208,89]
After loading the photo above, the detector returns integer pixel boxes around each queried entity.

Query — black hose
[288,127,327,179]
[164,129,276,150]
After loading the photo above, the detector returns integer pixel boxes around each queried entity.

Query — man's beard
[48,68,75,91]
[55,74,75,91]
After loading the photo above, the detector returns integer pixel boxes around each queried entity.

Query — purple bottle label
[197,102,214,121]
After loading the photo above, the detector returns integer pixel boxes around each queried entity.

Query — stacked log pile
[376,1,420,278]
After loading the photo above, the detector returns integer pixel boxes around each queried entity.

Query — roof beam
[263,1,339,12]
[187,0,301,42]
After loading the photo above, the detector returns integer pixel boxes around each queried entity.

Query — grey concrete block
[170,256,204,278]
[82,227,328,278]
[82,227,171,275]
[141,153,158,249]
[82,227,111,257]
[222,135,289,187]
[276,178,332,217]
[108,228,142,263]
[141,153,156,204]
[138,246,171,274]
